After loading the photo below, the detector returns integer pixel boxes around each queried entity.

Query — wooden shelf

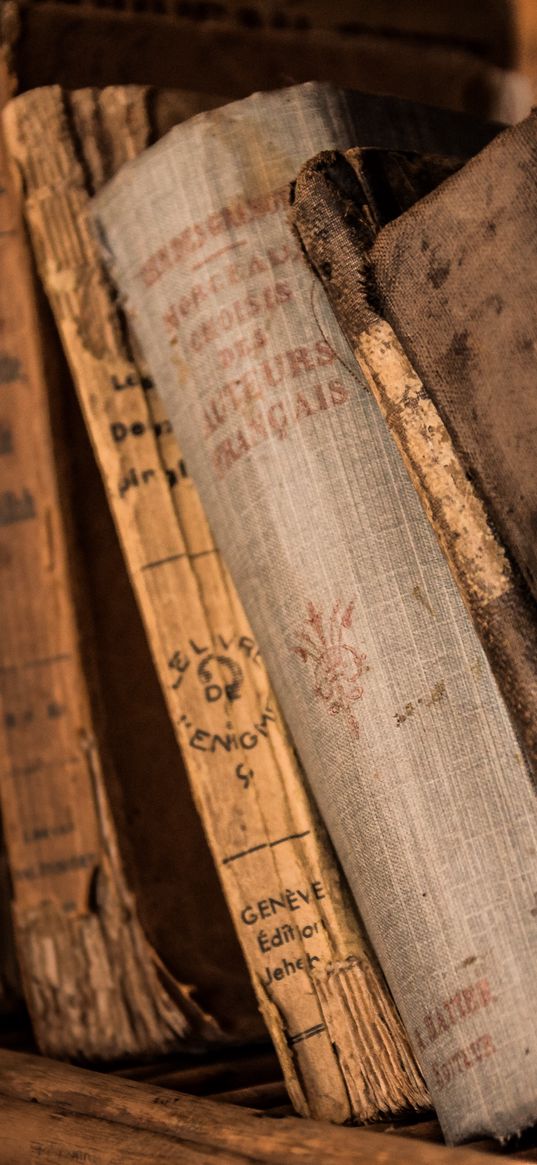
[1,1033,537,1163]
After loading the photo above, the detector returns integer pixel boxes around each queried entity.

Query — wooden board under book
[0,1045,536,1163]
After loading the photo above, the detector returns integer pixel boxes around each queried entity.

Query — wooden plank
[0,1094,241,1164]
[110,1043,280,1085]
[0,1049,510,1163]
[146,1050,282,1093]
[210,1081,289,1108]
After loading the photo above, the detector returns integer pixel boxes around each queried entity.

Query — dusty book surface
[2,82,429,1122]
[290,143,537,787]
[90,82,537,1144]
[369,112,537,614]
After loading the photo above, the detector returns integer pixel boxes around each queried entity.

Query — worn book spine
[90,83,537,1143]
[18,0,532,126]
[3,83,428,1122]
[0,60,218,1059]
[0,0,21,1030]
[198,0,513,59]
[290,146,537,781]
[0,826,19,1013]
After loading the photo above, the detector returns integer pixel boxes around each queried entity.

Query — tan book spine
[4,82,427,1121]
[0,60,216,1058]
[0,825,19,1011]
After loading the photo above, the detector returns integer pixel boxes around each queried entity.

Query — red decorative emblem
[291,600,366,737]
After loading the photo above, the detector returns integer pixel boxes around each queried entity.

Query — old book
[367,114,537,612]
[3,83,431,1124]
[0,826,19,1015]
[0,58,260,1058]
[19,0,517,71]
[14,2,530,125]
[189,1,516,65]
[89,82,537,1144]
[290,143,537,786]
[507,2,537,100]
[0,0,22,1029]
[61,339,261,1046]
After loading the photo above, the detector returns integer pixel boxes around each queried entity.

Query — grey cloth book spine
[91,84,537,1144]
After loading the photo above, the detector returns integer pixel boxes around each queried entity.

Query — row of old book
[14,0,536,121]
[1,53,537,1151]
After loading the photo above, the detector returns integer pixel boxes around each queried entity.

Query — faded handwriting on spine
[0,488,36,525]
[0,354,24,384]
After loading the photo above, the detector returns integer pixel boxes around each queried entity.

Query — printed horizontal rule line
[11,755,80,778]
[288,1023,326,1047]
[140,547,217,571]
[0,652,72,675]
[191,240,246,272]
[222,829,311,865]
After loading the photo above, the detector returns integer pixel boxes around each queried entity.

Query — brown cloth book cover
[291,136,537,782]
[370,112,537,611]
